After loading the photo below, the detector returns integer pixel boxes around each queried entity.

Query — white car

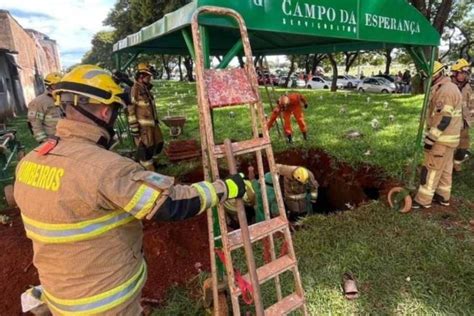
[357,77,396,93]
[306,76,330,89]
[337,75,360,89]
[285,76,306,88]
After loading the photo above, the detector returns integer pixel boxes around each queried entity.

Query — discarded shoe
[342,272,359,300]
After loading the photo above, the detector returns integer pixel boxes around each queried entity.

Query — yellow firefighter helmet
[432,61,446,77]
[451,58,471,72]
[44,72,63,86]
[53,65,126,107]
[293,167,309,184]
[137,63,152,76]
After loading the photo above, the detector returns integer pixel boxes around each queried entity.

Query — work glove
[424,135,436,151]
[224,173,246,199]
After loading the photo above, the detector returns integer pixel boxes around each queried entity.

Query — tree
[343,52,359,74]
[328,54,339,92]
[383,48,394,75]
[440,0,474,61]
[82,31,116,69]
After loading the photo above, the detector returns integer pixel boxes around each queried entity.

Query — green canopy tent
[113,0,440,189]
[112,1,441,311]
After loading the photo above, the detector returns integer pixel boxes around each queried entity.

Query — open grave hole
[180,148,398,215]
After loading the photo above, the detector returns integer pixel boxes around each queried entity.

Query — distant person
[402,70,412,93]
[27,72,63,143]
[129,63,164,171]
[267,93,309,143]
[451,59,473,172]
[413,61,463,209]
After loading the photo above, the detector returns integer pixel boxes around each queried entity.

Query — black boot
[287,135,293,144]
[302,132,308,141]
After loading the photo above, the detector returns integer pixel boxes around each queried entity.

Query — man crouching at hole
[14,65,246,315]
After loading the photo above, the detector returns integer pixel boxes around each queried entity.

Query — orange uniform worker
[267,93,309,143]
[14,65,246,315]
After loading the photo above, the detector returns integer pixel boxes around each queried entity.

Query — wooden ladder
[191,6,307,316]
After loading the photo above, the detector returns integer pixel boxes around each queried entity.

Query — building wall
[0,10,60,120]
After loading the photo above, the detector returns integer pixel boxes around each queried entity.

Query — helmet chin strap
[71,105,119,149]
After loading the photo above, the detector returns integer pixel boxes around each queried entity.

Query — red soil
[0,148,395,315]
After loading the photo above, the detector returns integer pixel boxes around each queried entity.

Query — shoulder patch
[37,137,59,156]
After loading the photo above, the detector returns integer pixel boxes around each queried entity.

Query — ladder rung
[265,293,305,316]
[234,255,296,296]
[214,138,271,158]
[227,217,287,251]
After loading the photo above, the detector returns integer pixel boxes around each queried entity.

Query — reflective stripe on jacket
[27,92,62,142]
[14,119,226,315]
[427,77,463,148]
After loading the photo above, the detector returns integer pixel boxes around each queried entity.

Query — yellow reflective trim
[128,115,137,123]
[138,119,155,126]
[123,184,161,219]
[44,260,147,315]
[23,214,136,244]
[438,135,460,143]
[135,190,160,220]
[137,101,149,107]
[192,183,208,212]
[202,181,218,207]
[22,210,123,230]
[429,128,442,138]
[418,186,434,196]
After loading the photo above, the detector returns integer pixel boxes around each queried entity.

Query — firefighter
[27,72,63,143]
[227,165,319,219]
[129,63,164,170]
[267,93,309,143]
[13,65,246,315]
[413,61,463,209]
[451,59,473,172]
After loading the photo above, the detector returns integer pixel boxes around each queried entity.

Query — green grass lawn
[2,81,473,315]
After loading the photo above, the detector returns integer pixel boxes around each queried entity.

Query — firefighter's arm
[128,87,140,136]
[275,164,297,178]
[97,160,246,221]
[308,171,319,202]
[424,90,461,150]
[27,101,48,143]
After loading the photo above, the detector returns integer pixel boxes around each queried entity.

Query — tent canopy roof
[113,0,440,56]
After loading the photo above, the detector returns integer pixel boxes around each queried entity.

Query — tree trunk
[311,54,326,75]
[384,49,393,75]
[344,52,359,74]
[178,56,183,81]
[304,55,311,75]
[183,57,194,81]
[328,54,338,92]
[161,55,172,80]
[285,56,296,87]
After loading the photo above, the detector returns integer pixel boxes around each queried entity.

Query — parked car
[374,74,396,82]
[258,73,279,86]
[357,77,396,93]
[306,76,330,89]
[336,75,360,88]
[284,75,306,88]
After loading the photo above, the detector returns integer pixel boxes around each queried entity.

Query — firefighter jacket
[278,164,318,214]
[129,81,158,130]
[27,92,62,143]
[460,82,473,127]
[14,119,228,315]
[426,77,463,148]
